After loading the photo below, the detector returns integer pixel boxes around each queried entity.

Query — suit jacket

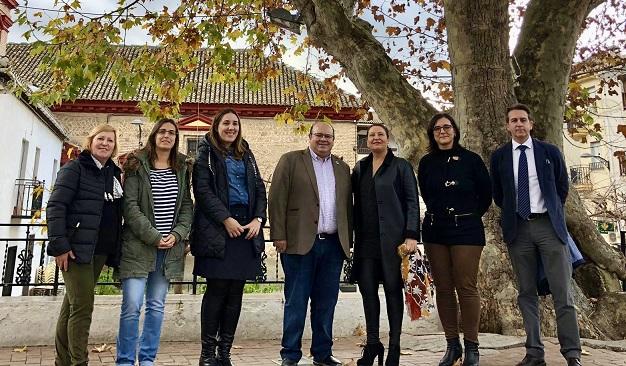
[490,138,569,245]
[268,148,352,257]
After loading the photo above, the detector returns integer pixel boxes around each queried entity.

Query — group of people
[45,103,582,366]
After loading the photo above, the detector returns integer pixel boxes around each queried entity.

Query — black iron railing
[1,223,354,296]
[12,179,44,219]
[570,165,591,186]
[589,161,607,171]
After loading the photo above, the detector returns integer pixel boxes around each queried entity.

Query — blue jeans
[116,250,169,366]
[280,235,345,362]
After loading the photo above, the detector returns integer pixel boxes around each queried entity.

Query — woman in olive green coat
[116,118,193,366]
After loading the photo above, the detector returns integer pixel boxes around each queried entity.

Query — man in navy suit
[490,104,582,366]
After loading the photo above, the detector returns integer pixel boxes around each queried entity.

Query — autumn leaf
[92,344,113,353]
[13,346,28,353]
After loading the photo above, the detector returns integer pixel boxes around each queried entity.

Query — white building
[562,54,626,248]
[0,0,68,296]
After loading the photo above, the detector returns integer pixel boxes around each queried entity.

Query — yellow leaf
[13,346,28,353]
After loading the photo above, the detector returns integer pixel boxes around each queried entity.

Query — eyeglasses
[433,125,453,134]
[157,129,178,137]
[311,133,334,140]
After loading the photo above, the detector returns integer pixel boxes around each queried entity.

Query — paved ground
[1,333,625,365]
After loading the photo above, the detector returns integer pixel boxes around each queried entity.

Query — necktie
[517,145,531,219]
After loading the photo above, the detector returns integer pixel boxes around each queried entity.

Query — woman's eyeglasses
[433,125,453,134]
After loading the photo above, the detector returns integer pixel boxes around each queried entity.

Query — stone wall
[0,293,441,346]
[53,112,359,178]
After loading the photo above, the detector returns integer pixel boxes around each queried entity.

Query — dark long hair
[427,113,461,152]
[145,118,180,171]
[210,108,246,159]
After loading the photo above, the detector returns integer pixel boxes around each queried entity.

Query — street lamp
[267,8,303,34]
[580,153,610,170]
[131,119,145,148]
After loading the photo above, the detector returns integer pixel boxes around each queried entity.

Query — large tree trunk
[292,0,626,339]
[292,0,436,163]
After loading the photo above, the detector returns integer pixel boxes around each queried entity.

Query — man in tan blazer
[269,122,352,366]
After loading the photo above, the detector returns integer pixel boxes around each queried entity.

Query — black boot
[217,280,245,366]
[357,341,384,366]
[199,335,219,366]
[439,337,463,366]
[385,344,400,366]
[462,340,479,366]
[217,337,234,366]
[200,287,223,366]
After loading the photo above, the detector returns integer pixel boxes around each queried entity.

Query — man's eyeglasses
[433,125,453,134]
[311,133,334,140]
[157,129,178,137]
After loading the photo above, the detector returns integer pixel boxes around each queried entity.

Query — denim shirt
[225,153,249,206]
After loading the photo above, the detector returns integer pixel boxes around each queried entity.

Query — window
[618,153,626,177]
[18,139,29,180]
[186,136,202,159]
[356,126,369,154]
[617,74,626,110]
[51,159,59,186]
[32,147,41,180]
[589,141,603,170]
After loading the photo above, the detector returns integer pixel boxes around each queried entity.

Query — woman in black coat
[417,113,492,366]
[352,123,420,366]
[191,108,267,366]
[46,124,123,366]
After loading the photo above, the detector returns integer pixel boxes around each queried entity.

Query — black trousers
[201,279,246,345]
[358,258,404,346]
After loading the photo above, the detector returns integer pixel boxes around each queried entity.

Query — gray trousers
[507,215,581,359]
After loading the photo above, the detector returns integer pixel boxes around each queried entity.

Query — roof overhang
[51,100,361,121]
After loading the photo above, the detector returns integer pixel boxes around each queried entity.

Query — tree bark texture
[292,0,437,163]
[293,0,626,339]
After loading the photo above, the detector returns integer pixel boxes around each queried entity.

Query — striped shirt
[309,148,337,234]
[149,168,179,236]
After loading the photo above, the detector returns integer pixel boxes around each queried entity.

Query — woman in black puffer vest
[46,124,123,366]
[191,108,267,366]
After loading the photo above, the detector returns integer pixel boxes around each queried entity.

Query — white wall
[0,93,64,295]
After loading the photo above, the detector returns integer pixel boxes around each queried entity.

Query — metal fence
[570,165,592,186]
[12,179,44,219]
[0,223,354,297]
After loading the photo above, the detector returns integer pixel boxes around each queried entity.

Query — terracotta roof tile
[6,43,360,109]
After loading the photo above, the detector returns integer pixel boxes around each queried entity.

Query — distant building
[563,53,626,246]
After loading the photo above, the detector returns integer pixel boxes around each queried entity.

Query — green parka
[118,150,194,280]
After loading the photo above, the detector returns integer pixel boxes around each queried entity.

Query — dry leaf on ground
[12,346,27,353]
[353,324,365,337]
[92,344,113,353]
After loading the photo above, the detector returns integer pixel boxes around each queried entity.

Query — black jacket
[351,150,420,283]
[418,146,492,245]
[191,135,267,258]
[46,150,123,265]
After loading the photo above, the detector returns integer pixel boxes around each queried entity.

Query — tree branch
[292,0,437,163]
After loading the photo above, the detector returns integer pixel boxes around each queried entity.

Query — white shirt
[512,137,546,214]
[309,148,337,234]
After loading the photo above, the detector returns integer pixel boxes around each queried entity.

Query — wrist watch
[256,217,263,223]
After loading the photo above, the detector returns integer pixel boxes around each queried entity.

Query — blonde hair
[82,124,118,158]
